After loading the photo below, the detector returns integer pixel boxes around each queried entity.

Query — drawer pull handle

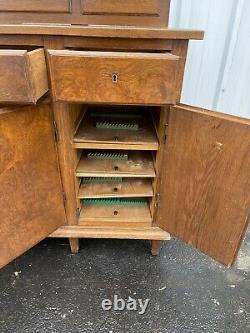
[112,73,118,83]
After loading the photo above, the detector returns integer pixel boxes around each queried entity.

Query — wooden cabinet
[0,49,48,103]
[0,8,249,269]
[0,0,170,26]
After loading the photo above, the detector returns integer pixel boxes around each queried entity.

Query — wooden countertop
[0,24,204,40]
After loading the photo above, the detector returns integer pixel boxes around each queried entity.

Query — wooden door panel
[158,104,250,265]
[0,0,71,13]
[81,0,160,15]
[0,103,65,269]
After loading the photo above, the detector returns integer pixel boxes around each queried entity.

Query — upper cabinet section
[0,0,170,27]
[0,49,48,104]
[79,0,169,26]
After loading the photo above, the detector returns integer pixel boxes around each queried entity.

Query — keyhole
[112,73,118,83]
[114,166,119,171]
[114,210,118,216]
[113,187,118,192]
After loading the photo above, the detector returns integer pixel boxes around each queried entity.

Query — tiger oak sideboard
[0,0,249,269]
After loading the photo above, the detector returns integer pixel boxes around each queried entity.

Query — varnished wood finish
[81,0,161,15]
[158,104,250,266]
[76,151,156,178]
[48,50,179,105]
[50,226,171,240]
[0,103,65,269]
[0,0,71,13]
[0,0,170,27]
[79,203,152,226]
[78,179,153,199]
[0,48,48,103]
[50,102,82,226]
[0,25,205,40]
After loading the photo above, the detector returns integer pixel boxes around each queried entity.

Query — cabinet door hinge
[62,192,67,207]
[163,124,168,144]
[155,193,161,209]
[76,208,80,220]
[53,121,59,142]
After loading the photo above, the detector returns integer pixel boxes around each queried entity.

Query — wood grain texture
[0,0,71,13]
[50,226,171,240]
[158,104,250,266]
[0,48,48,103]
[0,103,65,269]
[0,25,205,40]
[51,102,82,226]
[0,0,169,26]
[47,50,179,105]
[27,49,49,103]
[81,0,160,15]
[78,179,153,199]
[76,151,156,178]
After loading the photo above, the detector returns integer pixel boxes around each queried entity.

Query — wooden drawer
[47,50,179,105]
[76,151,156,178]
[0,49,48,104]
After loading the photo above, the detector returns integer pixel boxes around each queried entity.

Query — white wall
[169,0,250,119]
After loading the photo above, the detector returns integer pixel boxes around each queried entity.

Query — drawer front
[81,0,160,16]
[47,50,179,105]
[0,49,48,104]
[0,0,71,13]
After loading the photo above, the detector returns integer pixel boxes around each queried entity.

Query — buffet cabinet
[0,3,249,270]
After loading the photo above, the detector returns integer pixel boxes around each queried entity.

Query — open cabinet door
[158,104,250,266]
[0,103,66,269]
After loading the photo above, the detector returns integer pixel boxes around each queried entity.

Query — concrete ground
[0,228,249,333]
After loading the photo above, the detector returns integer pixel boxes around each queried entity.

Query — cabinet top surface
[0,24,204,40]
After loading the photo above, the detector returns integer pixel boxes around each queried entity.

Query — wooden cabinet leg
[151,240,161,256]
[69,238,79,254]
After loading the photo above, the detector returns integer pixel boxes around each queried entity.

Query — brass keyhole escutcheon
[112,73,118,83]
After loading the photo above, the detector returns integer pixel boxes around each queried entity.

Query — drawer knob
[112,73,118,83]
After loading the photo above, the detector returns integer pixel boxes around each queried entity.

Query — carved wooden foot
[69,238,79,254]
[151,240,161,256]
